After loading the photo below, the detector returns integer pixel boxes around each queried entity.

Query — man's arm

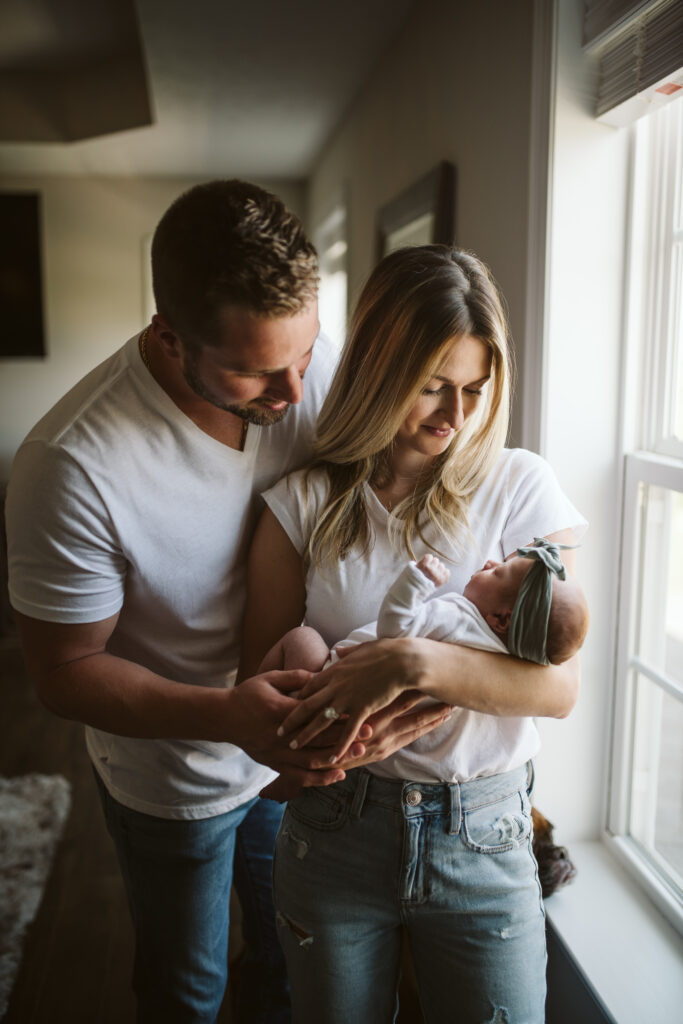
[13,610,349,787]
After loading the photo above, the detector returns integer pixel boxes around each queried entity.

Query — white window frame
[607,99,683,935]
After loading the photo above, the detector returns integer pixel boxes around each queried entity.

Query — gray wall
[307,0,537,445]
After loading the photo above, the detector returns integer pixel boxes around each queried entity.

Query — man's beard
[182,352,290,426]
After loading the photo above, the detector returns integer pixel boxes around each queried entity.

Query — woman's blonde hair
[307,245,513,565]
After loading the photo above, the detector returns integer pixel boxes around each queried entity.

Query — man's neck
[140,328,248,450]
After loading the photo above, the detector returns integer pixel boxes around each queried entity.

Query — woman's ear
[485,609,512,637]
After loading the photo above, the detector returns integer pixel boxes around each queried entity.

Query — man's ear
[485,609,512,637]
[152,314,183,359]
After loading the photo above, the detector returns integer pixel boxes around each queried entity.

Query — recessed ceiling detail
[0,0,414,177]
[0,0,151,142]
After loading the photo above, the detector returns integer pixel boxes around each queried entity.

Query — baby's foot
[416,554,450,586]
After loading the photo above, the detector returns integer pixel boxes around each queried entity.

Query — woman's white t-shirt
[263,448,587,783]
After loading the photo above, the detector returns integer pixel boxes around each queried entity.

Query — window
[609,97,683,932]
[314,205,347,352]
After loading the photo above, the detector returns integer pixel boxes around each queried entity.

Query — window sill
[544,840,683,1024]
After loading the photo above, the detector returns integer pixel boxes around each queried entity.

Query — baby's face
[463,556,532,618]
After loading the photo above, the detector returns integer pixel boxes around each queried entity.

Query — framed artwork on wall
[0,192,46,358]
[376,161,457,260]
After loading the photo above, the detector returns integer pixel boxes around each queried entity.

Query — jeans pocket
[462,789,532,854]
[285,783,349,830]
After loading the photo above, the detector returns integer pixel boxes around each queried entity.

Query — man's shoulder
[21,339,134,452]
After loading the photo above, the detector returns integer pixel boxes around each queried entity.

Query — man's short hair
[151,179,318,346]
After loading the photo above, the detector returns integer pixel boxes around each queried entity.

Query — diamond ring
[323,706,340,721]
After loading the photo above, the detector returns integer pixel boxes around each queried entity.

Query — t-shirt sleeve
[500,449,588,558]
[262,469,328,556]
[6,440,127,623]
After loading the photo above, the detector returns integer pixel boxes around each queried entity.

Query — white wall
[533,0,631,840]
[307,0,536,445]
[0,176,306,477]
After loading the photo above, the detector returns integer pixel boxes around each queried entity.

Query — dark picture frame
[0,192,46,358]
[376,160,457,261]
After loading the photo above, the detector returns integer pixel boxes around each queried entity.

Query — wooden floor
[1,636,140,1024]
[0,637,424,1023]
[0,636,251,1023]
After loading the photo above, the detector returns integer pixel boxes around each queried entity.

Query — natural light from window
[610,97,683,932]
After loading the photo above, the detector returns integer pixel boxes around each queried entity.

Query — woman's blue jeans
[273,764,546,1024]
[94,772,289,1024]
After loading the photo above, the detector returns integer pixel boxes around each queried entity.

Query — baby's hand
[416,554,450,587]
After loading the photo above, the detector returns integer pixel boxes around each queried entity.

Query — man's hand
[230,671,367,788]
[259,773,304,803]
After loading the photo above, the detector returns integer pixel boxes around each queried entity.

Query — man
[6,180,449,1023]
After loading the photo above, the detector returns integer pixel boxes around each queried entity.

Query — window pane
[630,673,683,888]
[318,269,347,352]
[316,207,347,352]
[671,102,683,441]
[674,243,683,441]
[649,100,683,452]
[638,485,683,682]
[674,101,683,235]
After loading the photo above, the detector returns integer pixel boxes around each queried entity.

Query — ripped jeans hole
[282,827,309,859]
[495,812,525,842]
[276,911,314,949]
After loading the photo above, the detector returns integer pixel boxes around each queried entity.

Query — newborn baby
[263,538,589,675]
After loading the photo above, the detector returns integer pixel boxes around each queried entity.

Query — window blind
[584,0,654,48]
[584,0,683,119]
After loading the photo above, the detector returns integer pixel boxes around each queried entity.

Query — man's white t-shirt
[7,331,337,818]
[263,449,587,783]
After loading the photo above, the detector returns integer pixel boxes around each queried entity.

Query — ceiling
[0,0,415,179]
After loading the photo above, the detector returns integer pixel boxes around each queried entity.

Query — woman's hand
[274,629,580,763]
[276,636,437,759]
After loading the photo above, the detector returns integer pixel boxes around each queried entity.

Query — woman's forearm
[410,637,580,719]
[276,632,579,756]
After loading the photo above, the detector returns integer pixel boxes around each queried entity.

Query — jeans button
[405,789,422,806]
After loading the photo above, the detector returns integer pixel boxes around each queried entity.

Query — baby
[262,537,589,675]
[259,538,588,799]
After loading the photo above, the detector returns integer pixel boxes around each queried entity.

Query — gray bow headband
[507,537,574,665]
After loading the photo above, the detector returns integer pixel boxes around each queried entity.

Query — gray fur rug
[0,773,71,1017]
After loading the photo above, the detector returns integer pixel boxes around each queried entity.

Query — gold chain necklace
[139,325,151,370]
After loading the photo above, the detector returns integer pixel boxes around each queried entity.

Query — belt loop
[350,769,370,818]
[526,759,535,797]
[448,782,461,835]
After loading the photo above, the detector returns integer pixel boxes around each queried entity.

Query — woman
[241,246,586,1023]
